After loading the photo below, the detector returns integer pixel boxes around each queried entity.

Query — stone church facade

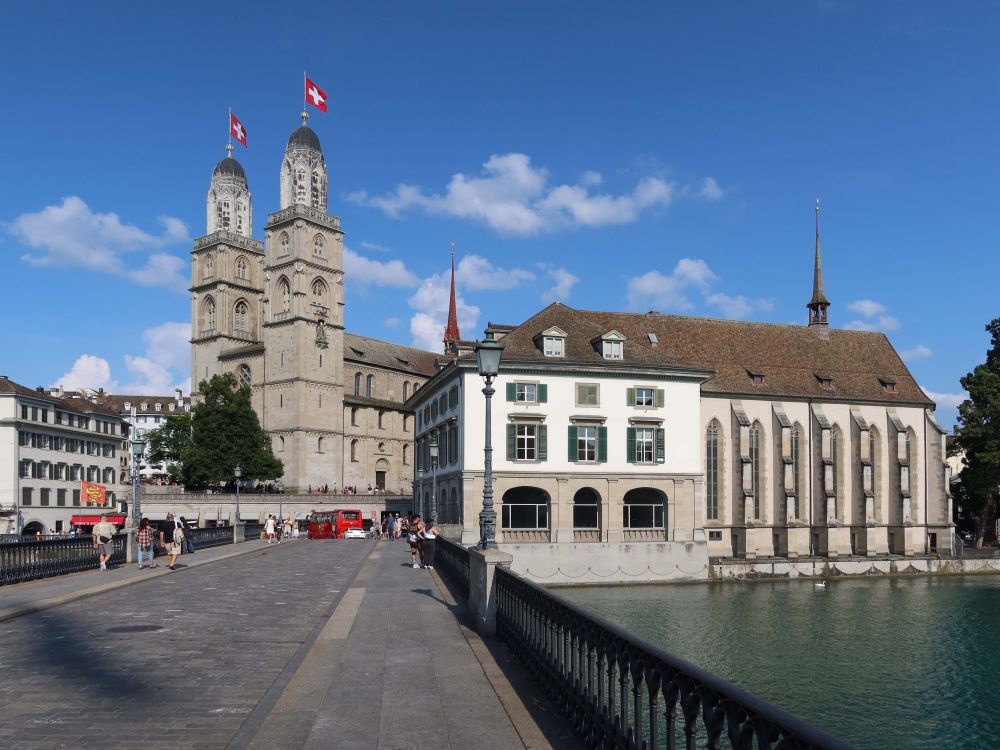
[190,118,438,492]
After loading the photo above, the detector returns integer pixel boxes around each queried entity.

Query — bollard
[468,547,513,637]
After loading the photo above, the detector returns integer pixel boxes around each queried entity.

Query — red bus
[307,509,363,539]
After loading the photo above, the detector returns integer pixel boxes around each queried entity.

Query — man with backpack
[92,514,118,571]
[158,513,183,570]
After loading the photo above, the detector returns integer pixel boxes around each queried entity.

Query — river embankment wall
[710,556,1000,581]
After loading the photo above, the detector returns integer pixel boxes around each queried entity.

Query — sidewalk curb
[0,540,276,624]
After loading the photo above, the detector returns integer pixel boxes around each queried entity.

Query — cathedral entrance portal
[375,458,389,492]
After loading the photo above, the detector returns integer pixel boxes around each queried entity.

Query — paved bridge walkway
[0,539,578,749]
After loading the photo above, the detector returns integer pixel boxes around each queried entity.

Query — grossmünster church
[189,114,438,493]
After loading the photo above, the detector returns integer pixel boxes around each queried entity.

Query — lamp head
[475,327,504,377]
[234,465,242,479]
[131,437,146,459]
[429,432,439,459]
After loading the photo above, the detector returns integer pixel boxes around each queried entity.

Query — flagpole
[302,70,307,124]
[227,106,233,156]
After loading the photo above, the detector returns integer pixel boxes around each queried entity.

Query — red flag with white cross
[304,76,329,112]
[230,111,247,147]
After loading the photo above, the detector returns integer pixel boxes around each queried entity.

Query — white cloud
[407,269,481,351]
[921,387,966,409]
[344,247,420,288]
[8,196,189,292]
[705,293,775,319]
[695,177,724,201]
[359,240,390,253]
[844,298,901,332]
[541,266,580,303]
[457,255,535,291]
[52,321,191,395]
[384,316,401,328]
[626,258,718,311]
[901,344,933,361]
[349,152,720,236]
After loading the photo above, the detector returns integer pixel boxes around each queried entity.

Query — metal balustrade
[188,526,234,549]
[434,536,470,600]
[0,534,126,586]
[494,567,854,750]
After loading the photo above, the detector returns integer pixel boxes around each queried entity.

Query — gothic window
[366,375,374,397]
[790,426,801,518]
[218,200,231,230]
[706,420,720,520]
[403,445,409,465]
[749,423,762,519]
[311,170,325,208]
[296,169,307,203]
[236,201,245,233]
[234,300,249,336]
[235,257,248,280]
[403,382,409,401]
[280,232,290,255]
[204,255,215,280]
[202,297,216,333]
[354,372,362,396]
[317,436,325,453]
[277,278,291,312]
[237,364,251,388]
[831,427,842,516]
[869,426,879,503]
[350,440,358,462]
[313,235,324,257]
[311,278,327,306]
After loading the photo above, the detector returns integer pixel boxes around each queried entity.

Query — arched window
[378,410,385,429]
[236,200,245,233]
[277,278,290,312]
[237,364,251,388]
[501,487,550,531]
[313,235,324,257]
[831,426,842,518]
[403,445,409,465]
[296,169,307,203]
[317,436,325,453]
[204,255,215,280]
[749,423,762,519]
[351,407,359,426]
[235,257,248,280]
[354,373,362,396]
[790,426,801,518]
[350,439,358,462]
[276,436,285,452]
[573,488,600,531]
[706,421,720,521]
[311,278,327,306]
[403,382,409,401]
[280,232,290,255]
[202,297,216,333]
[869,426,880,511]
[366,375,374,397]
[217,200,231,230]
[623,488,666,530]
[234,300,249,336]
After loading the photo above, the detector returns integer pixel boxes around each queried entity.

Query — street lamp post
[474,328,504,550]
[416,465,425,519]
[429,433,439,524]
[234,465,242,522]
[131,436,146,528]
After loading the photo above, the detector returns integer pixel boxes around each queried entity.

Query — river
[559,575,1000,749]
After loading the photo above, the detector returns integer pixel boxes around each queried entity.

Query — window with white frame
[515,382,537,403]
[516,424,537,460]
[577,425,597,462]
[635,387,654,407]
[635,427,654,463]
[543,336,564,357]
[603,339,623,360]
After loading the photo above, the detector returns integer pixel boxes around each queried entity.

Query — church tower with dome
[191,113,440,493]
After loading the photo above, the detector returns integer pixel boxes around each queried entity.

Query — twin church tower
[190,115,437,492]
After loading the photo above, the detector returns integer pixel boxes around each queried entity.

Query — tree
[953,317,1000,546]
[145,374,283,489]
[145,412,192,483]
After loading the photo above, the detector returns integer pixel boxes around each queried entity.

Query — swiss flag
[230,112,247,147]
[305,76,328,112]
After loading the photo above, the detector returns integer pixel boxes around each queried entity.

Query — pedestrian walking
[265,514,277,544]
[159,513,182,570]
[386,513,395,541]
[136,518,157,569]
[393,513,402,540]
[283,517,292,539]
[180,516,195,555]
[408,515,424,569]
[421,520,439,570]
[92,514,117,571]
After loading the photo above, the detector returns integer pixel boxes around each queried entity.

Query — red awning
[70,515,127,525]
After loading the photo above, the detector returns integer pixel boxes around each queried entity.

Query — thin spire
[226,141,233,158]
[443,242,461,349]
[807,197,831,326]
[300,108,310,126]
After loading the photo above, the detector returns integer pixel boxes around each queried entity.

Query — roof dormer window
[154,403,161,412]
[536,326,567,358]
[880,378,897,393]
[747,369,765,385]
[140,402,148,411]
[596,330,625,360]
[123,402,131,410]
[815,373,833,390]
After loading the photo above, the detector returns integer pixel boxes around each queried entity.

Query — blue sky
[1,1,996,428]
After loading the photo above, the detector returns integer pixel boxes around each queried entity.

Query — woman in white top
[420,520,440,570]
[265,515,276,544]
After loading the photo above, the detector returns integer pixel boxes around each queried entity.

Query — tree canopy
[145,374,283,489]
[953,317,1000,544]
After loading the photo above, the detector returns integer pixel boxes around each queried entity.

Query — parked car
[342,527,367,540]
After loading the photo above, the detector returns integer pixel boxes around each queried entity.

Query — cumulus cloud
[844,298,901,332]
[344,247,420,288]
[52,321,191,395]
[921,387,966,410]
[349,152,721,236]
[901,344,933,361]
[705,292,775,319]
[627,258,771,319]
[384,316,401,328]
[456,255,535,291]
[7,196,189,292]
[541,266,580,303]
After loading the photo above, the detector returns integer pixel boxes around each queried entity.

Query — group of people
[404,514,440,570]
[93,513,194,572]
[262,514,299,543]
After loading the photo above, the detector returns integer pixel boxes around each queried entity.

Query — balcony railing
[493,567,854,750]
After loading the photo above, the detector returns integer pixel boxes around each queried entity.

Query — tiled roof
[344,394,413,412]
[99,394,192,414]
[343,332,440,377]
[493,303,933,407]
[0,377,124,417]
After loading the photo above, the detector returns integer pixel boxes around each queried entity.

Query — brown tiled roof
[99,394,192,414]
[0,377,124,417]
[343,332,440,377]
[494,303,933,407]
[344,394,413,412]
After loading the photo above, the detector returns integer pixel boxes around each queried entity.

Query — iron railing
[435,536,471,600]
[0,534,127,585]
[244,522,263,542]
[494,567,854,750]
[188,526,235,549]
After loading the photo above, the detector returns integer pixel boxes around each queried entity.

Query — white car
[342,527,367,539]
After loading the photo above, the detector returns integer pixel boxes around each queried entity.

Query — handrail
[0,534,126,585]
[494,566,854,749]
[434,536,471,600]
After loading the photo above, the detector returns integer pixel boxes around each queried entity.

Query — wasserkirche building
[189,114,438,493]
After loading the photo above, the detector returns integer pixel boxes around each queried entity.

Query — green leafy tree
[145,412,192,483]
[146,374,283,489]
[953,317,1000,546]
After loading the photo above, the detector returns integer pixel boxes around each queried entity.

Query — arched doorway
[374,458,389,492]
[501,486,550,542]
[622,488,667,541]
[22,521,45,537]
[573,488,601,541]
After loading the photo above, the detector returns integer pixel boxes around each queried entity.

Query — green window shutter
[655,388,665,408]
[598,426,608,462]
[538,384,547,403]
[568,426,578,462]
[506,382,516,402]
[538,425,547,461]
[656,428,666,463]
[626,387,636,406]
[506,424,516,461]
[626,427,636,463]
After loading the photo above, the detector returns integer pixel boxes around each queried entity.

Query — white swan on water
[814,581,827,588]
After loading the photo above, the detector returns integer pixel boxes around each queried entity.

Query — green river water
[559,575,1000,750]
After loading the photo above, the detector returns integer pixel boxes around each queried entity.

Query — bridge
[0,535,852,749]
